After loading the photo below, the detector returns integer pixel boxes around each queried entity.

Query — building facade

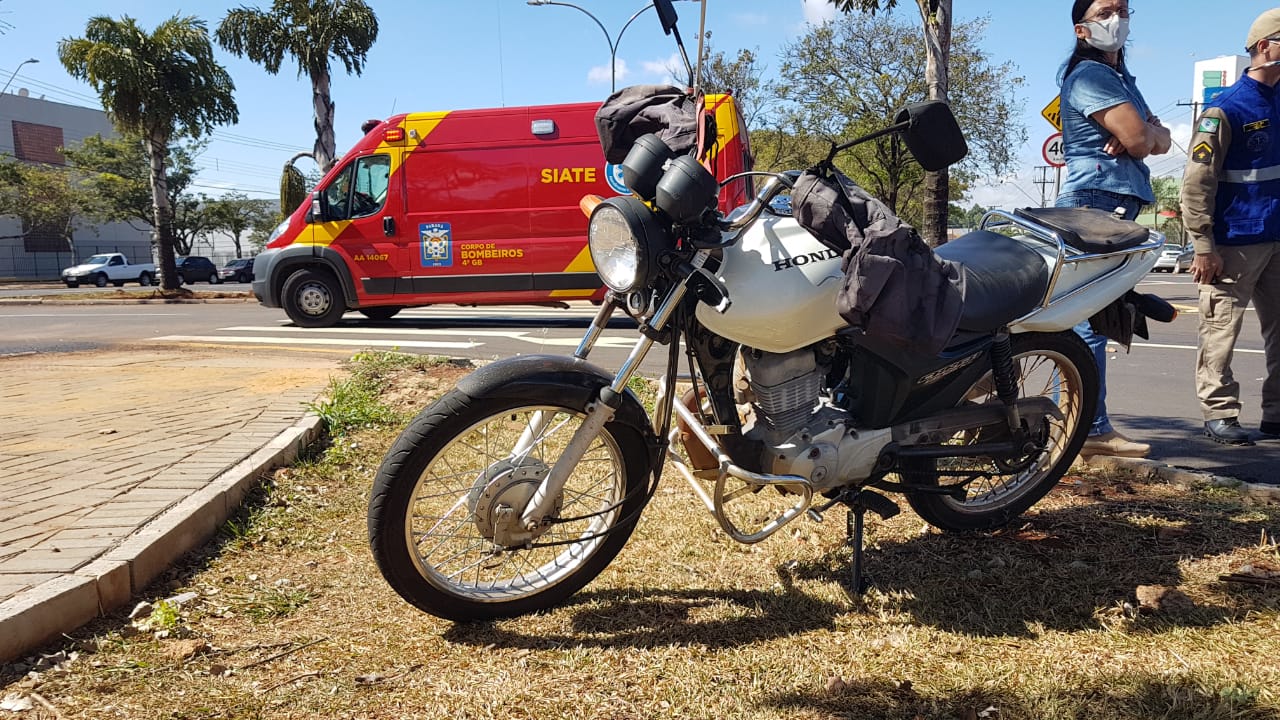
[0,90,151,280]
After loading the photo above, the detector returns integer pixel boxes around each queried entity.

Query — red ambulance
[252,94,752,327]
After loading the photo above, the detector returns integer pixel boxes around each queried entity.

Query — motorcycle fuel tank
[696,215,848,353]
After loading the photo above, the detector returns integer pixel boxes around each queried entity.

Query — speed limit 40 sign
[1043,133,1065,168]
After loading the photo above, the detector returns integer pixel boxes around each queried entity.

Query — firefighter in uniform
[1182,9,1280,446]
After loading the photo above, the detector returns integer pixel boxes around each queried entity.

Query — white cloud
[587,59,630,85]
[641,53,686,85]
[801,0,837,26]
[733,12,769,26]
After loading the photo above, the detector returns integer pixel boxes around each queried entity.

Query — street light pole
[2,58,39,96]
[526,1,662,93]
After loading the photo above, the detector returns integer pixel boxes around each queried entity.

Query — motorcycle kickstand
[841,489,900,596]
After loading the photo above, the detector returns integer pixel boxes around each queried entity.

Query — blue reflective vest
[1209,75,1280,246]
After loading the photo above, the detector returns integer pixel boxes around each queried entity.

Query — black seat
[1013,206,1150,254]
[935,230,1050,332]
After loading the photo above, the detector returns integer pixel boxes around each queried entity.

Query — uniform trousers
[1197,241,1280,423]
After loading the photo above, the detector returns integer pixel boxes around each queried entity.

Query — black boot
[1204,418,1254,446]
[1261,420,1280,437]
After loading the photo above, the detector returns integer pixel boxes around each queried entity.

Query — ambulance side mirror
[308,197,323,223]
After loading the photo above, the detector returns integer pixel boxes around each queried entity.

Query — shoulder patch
[1244,118,1271,133]
[1198,117,1221,134]
[1192,142,1214,165]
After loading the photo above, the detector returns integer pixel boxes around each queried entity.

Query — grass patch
[2,358,1278,719]
[306,350,462,436]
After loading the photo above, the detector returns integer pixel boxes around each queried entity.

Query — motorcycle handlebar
[718,171,799,232]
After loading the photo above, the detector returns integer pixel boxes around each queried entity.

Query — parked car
[61,253,156,288]
[172,256,221,284]
[1152,243,1193,273]
[219,257,255,283]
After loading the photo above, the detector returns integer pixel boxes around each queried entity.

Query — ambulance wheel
[282,268,345,328]
[359,306,402,321]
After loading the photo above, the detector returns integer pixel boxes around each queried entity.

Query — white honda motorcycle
[367,1,1165,621]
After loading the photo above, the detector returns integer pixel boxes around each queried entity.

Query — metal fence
[0,244,250,281]
[0,243,152,281]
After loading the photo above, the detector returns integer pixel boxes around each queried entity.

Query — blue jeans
[1054,189,1147,437]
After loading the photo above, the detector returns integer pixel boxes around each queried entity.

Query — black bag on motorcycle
[594,84,713,163]
[792,165,965,357]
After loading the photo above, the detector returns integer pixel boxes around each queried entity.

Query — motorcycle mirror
[654,0,678,35]
[895,100,968,172]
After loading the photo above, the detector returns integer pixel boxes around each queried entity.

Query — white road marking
[153,335,482,349]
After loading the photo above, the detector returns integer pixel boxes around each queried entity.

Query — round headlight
[588,197,668,293]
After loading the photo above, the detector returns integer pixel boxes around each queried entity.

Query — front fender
[456,355,658,455]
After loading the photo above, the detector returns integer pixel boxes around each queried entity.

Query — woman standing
[1056,0,1171,458]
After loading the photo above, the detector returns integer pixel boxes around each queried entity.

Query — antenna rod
[692,0,708,96]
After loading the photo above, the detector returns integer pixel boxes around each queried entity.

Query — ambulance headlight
[267,218,291,244]
[588,197,668,293]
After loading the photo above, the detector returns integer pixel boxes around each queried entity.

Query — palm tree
[216,0,379,174]
[59,15,238,290]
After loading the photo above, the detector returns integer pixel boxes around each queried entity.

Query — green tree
[61,132,209,255]
[688,36,774,133]
[205,192,275,258]
[216,0,379,174]
[0,156,100,251]
[59,15,238,290]
[827,0,954,244]
[1150,176,1183,244]
[248,210,286,255]
[777,13,1023,232]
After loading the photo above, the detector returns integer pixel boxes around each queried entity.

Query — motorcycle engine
[737,343,888,491]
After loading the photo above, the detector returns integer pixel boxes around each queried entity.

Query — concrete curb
[0,297,255,306]
[0,413,324,663]
[1083,454,1280,504]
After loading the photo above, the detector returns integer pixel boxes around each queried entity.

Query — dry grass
[37,288,255,301]
[3,354,1279,720]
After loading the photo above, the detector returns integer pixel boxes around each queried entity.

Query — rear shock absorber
[990,330,1023,433]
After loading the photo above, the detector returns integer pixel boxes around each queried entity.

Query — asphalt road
[1,272,1277,483]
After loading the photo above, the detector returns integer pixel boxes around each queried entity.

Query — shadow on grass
[441,484,1279,649]
[785,485,1279,637]
[442,586,845,650]
[763,672,1273,720]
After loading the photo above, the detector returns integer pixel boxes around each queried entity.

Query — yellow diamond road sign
[1042,96,1062,132]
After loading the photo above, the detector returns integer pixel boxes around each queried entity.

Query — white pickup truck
[61,253,157,288]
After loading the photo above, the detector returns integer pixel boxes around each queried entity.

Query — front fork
[517,279,690,532]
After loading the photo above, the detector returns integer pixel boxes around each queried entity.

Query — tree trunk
[917,0,952,247]
[146,131,180,290]
[311,68,337,174]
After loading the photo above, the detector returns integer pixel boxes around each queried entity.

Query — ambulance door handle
[382,216,396,237]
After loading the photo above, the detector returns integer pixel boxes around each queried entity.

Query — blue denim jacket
[1058,60,1155,203]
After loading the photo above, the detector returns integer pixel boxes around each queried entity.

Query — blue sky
[0,0,1273,210]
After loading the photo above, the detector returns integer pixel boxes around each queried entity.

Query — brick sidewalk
[0,347,341,661]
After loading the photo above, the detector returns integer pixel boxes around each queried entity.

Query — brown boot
[1080,430,1150,459]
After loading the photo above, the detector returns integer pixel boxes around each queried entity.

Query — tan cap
[1247,8,1280,51]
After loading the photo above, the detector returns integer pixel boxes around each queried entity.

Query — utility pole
[1032,165,1054,208]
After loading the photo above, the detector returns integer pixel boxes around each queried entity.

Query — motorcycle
[367,0,1167,621]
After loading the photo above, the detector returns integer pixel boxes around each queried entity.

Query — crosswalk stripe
[154,335,482,349]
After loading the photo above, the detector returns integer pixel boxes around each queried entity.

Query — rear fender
[455,355,659,459]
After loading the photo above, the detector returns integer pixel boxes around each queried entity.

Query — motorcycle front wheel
[368,394,652,621]
[904,331,1098,532]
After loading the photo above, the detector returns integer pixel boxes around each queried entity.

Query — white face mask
[1081,14,1129,53]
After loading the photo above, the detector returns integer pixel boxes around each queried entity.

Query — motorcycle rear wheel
[368,394,651,621]
[904,331,1098,532]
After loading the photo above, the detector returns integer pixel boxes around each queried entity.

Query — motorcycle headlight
[588,197,669,293]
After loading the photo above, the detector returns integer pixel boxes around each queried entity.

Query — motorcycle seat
[1013,206,1150,254]
[935,230,1049,332]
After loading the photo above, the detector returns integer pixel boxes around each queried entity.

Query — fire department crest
[420,223,453,267]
